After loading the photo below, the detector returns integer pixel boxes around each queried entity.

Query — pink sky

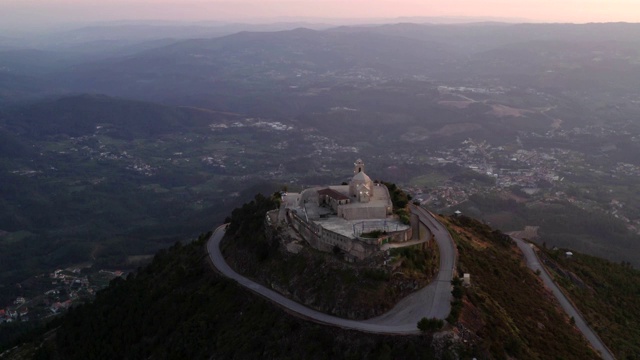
[3,0,640,30]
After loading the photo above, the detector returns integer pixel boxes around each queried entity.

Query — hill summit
[3,194,639,359]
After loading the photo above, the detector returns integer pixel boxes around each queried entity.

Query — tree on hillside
[417,317,444,333]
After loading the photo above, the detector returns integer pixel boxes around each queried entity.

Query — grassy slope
[539,248,640,359]
[459,193,640,268]
[444,215,599,360]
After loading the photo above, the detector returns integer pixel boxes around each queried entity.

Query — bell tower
[354,159,365,174]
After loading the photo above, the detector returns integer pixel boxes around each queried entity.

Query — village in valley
[0,267,124,324]
[404,135,640,235]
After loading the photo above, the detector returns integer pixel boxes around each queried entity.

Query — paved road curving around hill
[513,237,615,360]
[364,205,456,326]
[207,206,456,334]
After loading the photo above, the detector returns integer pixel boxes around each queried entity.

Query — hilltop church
[315,159,392,220]
[279,159,413,260]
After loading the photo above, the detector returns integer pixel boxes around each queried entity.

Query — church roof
[352,171,372,183]
[318,188,350,201]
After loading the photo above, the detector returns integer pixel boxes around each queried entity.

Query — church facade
[316,159,392,221]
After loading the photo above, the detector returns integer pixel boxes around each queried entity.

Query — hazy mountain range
[1,21,640,358]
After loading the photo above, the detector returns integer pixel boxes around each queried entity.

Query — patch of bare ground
[508,226,540,240]
[433,123,483,136]
[438,100,473,108]
[487,104,532,117]
[455,298,485,348]
[400,128,430,142]
[501,190,528,203]
[400,122,482,141]
[450,227,490,250]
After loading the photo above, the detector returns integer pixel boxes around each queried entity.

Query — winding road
[207,207,615,358]
[513,237,615,360]
[207,205,457,334]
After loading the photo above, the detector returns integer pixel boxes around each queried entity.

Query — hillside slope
[538,247,640,358]
[4,233,439,360]
[444,215,599,359]
[217,194,599,358]
[2,198,620,359]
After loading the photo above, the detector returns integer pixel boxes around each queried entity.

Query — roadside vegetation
[382,181,411,224]
[458,192,640,267]
[539,247,640,359]
[389,243,438,278]
[443,215,599,360]
[447,277,464,324]
[417,317,444,333]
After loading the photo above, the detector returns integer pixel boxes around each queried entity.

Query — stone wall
[319,228,352,253]
[287,208,413,261]
[338,205,387,220]
[289,211,321,248]
[358,227,413,246]
[388,227,413,242]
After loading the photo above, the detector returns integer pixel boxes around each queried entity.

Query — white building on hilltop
[313,158,392,221]
[279,159,414,260]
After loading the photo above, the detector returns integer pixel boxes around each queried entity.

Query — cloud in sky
[3,0,640,31]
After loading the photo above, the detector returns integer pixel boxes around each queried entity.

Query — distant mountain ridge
[4,22,640,107]
[39,22,640,107]
[56,27,454,101]
[1,23,640,358]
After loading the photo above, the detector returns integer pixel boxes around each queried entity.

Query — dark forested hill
[6,233,440,360]
[6,195,633,359]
